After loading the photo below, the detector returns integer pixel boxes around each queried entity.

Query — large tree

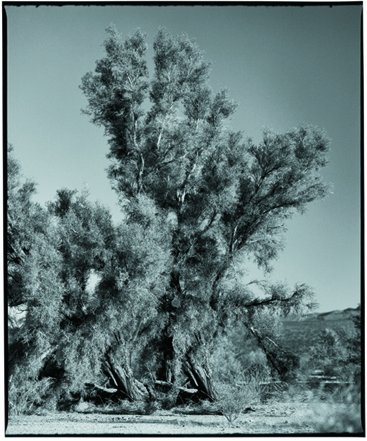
[7,145,66,413]
[45,189,171,402]
[7,148,171,408]
[7,144,53,309]
[80,26,330,400]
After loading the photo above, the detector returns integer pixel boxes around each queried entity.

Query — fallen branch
[155,380,198,394]
[89,383,118,394]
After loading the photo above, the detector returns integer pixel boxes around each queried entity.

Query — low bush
[8,374,55,415]
[312,383,363,433]
[316,403,363,433]
[143,399,160,415]
[216,377,261,423]
[278,379,363,434]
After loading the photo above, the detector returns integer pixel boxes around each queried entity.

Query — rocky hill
[279,307,360,355]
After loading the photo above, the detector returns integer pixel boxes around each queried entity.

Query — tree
[344,308,362,383]
[43,188,115,394]
[7,144,63,359]
[45,189,171,402]
[7,145,66,412]
[80,26,330,400]
[7,144,51,308]
[307,307,362,382]
[92,195,172,401]
[7,146,172,410]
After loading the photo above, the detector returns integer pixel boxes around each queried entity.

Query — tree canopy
[79,25,331,398]
[7,25,333,412]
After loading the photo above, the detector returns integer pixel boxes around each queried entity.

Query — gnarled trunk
[102,335,145,402]
[153,329,217,403]
[182,356,217,402]
[154,334,176,384]
[102,354,144,401]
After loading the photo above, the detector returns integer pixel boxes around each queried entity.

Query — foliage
[7,145,67,414]
[210,325,271,386]
[7,22,332,412]
[311,384,363,433]
[216,379,260,424]
[210,333,246,385]
[342,308,362,379]
[80,25,331,396]
[303,310,361,382]
[48,189,171,397]
[7,148,171,408]
[7,143,52,308]
[217,301,302,382]
[8,366,56,415]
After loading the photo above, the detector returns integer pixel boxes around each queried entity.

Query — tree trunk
[103,352,144,402]
[154,334,176,384]
[150,324,218,403]
[181,356,217,402]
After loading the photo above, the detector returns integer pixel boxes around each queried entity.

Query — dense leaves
[7,144,51,308]
[8,153,171,403]
[80,25,332,395]
[306,308,362,381]
[7,26,335,412]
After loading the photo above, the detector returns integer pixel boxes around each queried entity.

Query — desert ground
[6,400,358,436]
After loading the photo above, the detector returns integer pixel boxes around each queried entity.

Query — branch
[229,221,240,254]
[245,324,282,377]
[136,151,145,193]
[242,290,300,310]
[90,383,118,394]
[200,209,217,235]
[157,127,164,150]
[265,336,287,354]
[131,317,144,343]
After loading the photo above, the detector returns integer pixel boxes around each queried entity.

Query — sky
[5,3,362,313]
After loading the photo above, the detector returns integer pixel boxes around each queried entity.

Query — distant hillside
[283,307,360,322]
[279,307,360,355]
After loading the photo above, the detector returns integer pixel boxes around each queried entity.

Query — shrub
[316,404,363,433]
[306,314,362,383]
[143,398,160,415]
[210,334,244,385]
[8,372,55,415]
[313,384,363,433]
[216,377,260,423]
[157,391,178,410]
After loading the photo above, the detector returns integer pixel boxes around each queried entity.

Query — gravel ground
[6,403,321,435]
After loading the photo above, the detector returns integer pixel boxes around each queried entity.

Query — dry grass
[215,378,261,423]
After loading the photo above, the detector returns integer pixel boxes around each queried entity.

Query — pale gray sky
[6,4,362,312]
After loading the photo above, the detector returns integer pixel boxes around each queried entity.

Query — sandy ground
[5,403,324,435]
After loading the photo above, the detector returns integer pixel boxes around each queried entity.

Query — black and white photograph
[5,1,363,435]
